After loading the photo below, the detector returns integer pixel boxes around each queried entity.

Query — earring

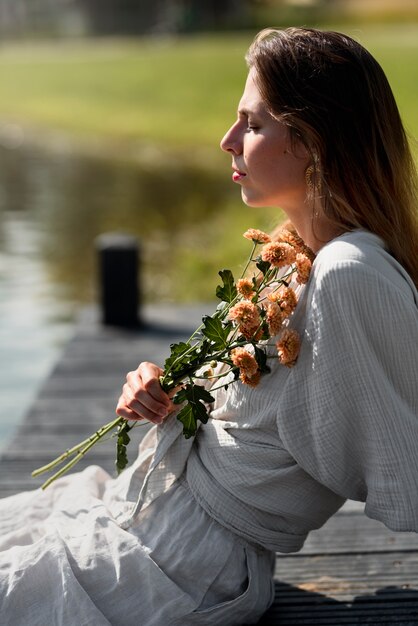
[305,165,314,190]
[305,164,320,192]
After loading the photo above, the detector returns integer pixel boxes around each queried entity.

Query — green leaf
[254,345,270,374]
[261,322,270,341]
[163,341,191,373]
[216,269,237,303]
[255,257,271,275]
[173,388,187,405]
[116,421,132,474]
[177,404,198,439]
[191,397,210,423]
[187,384,215,405]
[201,315,229,349]
[176,383,215,438]
[196,339,211,361]
[163,339,213,391]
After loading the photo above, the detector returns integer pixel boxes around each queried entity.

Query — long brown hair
[246,27,418,287]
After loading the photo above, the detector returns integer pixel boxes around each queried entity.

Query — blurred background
[0,0,417,448]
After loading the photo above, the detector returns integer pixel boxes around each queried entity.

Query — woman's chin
[241,191,268,208]
[241,190,260,207]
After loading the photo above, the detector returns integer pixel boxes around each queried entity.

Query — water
[0,137,237,304]
[0,211,73,451]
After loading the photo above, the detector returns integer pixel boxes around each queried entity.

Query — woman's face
[220,69,309,212]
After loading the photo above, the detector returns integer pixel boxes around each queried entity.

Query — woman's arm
[277,246,418,532]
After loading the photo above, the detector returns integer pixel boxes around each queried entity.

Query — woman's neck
[284,205,344,254]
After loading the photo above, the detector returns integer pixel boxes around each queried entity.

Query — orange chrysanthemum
[276,329,301,368]
[240,369,261,388]
[267,291,279,303]
[265,302,283,336]
[230,347,259,377]
[295,253,312,285]
[276,286,298,317]
[228,301,261,339]
[275,228,316,262]
[229,301,260,325]
[243,228,271,244]
[261,242,296,268]
[276,229,303,250]
[236,278,256,299]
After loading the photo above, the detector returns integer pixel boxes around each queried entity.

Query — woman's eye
[247,125,260,132]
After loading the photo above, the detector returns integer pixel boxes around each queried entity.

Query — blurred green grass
[0,35,247,149]
[0,24,416,153]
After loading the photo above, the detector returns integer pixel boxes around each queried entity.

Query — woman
[1,28,418,626]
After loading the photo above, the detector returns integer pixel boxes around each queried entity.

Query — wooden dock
[0,304,417,625]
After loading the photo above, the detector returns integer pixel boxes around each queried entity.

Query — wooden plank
[260,552,418,625]
[302,514,417,555]
[274,551,418,583]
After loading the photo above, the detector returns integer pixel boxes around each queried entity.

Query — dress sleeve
[276,257,418,532]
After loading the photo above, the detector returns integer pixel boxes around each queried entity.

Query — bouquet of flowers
[32,225,314,489]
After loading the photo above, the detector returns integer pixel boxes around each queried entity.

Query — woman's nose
[220,123,242,155]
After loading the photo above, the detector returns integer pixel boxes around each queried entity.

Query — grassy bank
[0,35,247,151]
[0,23,417,153]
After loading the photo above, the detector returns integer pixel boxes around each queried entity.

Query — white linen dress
[1,230,417,626]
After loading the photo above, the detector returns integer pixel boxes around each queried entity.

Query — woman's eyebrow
[238,104,266,118]
[238,106,260,117]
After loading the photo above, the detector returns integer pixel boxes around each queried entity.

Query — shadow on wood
[259,581,418,625]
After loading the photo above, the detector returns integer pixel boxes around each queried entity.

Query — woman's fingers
[116,395,166,423]
[116,362,173,424]
[118,383,169,423]
[133,363,171,407]
[115,403,142,422]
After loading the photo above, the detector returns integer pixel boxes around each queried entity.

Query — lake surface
[0,210,73,451]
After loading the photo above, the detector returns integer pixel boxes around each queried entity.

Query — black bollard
[96,233,141,327]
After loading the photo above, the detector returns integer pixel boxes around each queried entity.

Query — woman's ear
[286,128,312,164]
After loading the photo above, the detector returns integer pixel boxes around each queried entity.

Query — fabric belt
[186,447,307,554]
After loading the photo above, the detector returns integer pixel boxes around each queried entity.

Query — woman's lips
[232,170,246,182]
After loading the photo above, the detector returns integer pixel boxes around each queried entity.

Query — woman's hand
[116,362,173,424]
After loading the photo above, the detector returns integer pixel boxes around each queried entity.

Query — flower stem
[32,416,123,482]
[240,242,258,279]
